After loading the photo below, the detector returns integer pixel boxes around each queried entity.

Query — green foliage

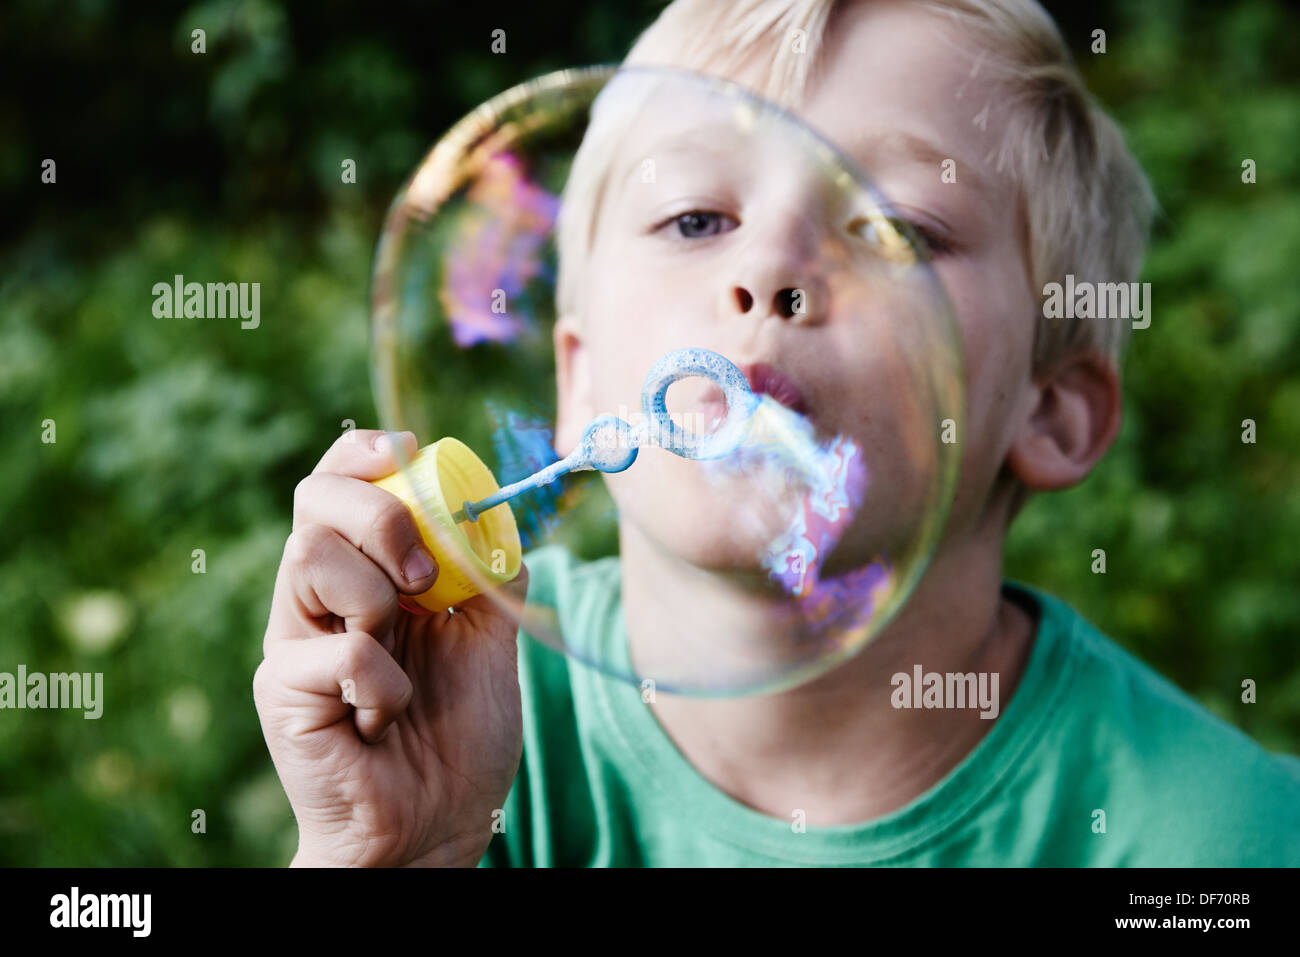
[1005,0,1300,752]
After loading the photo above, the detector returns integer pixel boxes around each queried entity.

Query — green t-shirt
[479,544,1300,866]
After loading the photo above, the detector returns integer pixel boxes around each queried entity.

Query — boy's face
[555,1,1036,582]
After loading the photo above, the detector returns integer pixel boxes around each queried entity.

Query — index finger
[313,429,419,480]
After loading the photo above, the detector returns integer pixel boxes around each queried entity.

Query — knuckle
[251,658,277,705]
[292,473,318,514]
[283,523,334,571]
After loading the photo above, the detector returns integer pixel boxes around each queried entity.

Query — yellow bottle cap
[370,437,522,613]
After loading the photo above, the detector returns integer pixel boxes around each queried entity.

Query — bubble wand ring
[640,348,760,461]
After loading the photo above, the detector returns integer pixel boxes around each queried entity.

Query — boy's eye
[847,215,951,257]
[659,210,738,240]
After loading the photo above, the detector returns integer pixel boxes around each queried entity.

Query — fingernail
[373,430,413,454]
[403,544,436,584]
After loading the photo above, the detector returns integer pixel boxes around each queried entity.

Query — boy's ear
[1005,352,1122,492]
[553,314,594,457]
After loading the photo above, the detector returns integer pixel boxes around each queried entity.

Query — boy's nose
[720,216,829,326]
[724,272,827,325]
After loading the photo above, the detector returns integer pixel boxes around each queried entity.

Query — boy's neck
[618,521,1038,826]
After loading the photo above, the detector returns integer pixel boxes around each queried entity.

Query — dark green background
[2,0,1297,865]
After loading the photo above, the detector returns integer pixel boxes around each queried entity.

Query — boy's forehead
[609,2,1010,208]
[797,1,1003,190]
[620,97,748,156]
[605,88,822,186]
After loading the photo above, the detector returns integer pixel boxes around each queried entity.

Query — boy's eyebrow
[842,129,988,196]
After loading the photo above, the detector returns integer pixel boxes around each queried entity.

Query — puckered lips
[697,361,810,432]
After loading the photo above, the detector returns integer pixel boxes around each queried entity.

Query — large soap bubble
[370,65,964,697]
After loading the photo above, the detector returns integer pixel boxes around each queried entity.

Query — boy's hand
[254,429,527,867]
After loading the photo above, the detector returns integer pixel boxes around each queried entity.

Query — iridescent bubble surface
[371,65,964,696]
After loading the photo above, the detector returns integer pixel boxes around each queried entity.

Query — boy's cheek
[583,332,658,414]
[600,455,790,568]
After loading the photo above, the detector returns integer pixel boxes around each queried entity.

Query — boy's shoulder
[1016,582,1300,865]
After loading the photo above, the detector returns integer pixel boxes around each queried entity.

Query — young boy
[254,0,1300,866]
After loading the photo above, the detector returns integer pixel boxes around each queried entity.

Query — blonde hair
[555,0,1156,370]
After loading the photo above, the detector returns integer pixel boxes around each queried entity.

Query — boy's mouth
[697,362,810,430]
